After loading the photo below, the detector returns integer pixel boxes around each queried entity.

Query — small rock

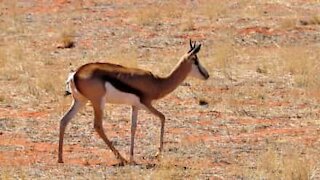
[199,99,209,106]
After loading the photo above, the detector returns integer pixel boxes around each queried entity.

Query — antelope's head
[186,40,210,80]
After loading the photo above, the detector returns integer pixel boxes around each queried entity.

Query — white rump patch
[104,82,146,109]
[65,72,76,94]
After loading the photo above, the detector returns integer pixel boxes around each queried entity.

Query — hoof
[154,151,162,160]
[113,160,128,167]
[119,158,129,166]
[129,160,138,166]
[58,159,64,163]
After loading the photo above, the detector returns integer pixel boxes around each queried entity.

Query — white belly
[104,82,145,108]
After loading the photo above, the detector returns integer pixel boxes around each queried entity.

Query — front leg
[143,102,165,157]
[130,106,138,164]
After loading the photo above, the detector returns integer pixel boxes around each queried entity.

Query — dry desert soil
[0,0,320,179]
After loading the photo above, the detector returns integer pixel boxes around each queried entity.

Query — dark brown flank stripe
[93,69,144,98]
[74,63,149,99]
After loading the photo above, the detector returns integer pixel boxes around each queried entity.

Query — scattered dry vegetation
[239,144,318,179]
[281,46,320,97]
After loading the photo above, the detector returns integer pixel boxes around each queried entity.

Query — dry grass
[280,18,298,29]
[132,1,184,26]
[242,145,316,180]
[107,47,138,68]
[106,155,201,180]
[58,28,76,49]
[133,5,161,26]
[150,157,200,179]
[281,46,320,97]
[300,15,320,26]
[199,1,228,22]
[232,0,262,19]
[208,42,236,79]
[180,13,196,32]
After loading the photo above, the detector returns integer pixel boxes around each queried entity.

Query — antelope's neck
[157,59,191,99]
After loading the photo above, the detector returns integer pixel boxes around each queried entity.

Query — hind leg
[91,98,128,165]
[58,98,86,163]
[130,106,138,164]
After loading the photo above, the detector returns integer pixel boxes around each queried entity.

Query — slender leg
[58,99,85,163]
[143,102,165,157]
[130,106,138,164]
[92,99,128,165]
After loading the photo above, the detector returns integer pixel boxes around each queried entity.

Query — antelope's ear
[189,44,201,55]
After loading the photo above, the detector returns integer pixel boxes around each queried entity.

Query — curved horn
[193,41,196,49]
[190,44,201,55]
[189,39,193,49]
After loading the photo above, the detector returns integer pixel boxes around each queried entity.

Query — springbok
[58,40,210,165]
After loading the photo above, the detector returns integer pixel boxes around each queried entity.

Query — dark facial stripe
[194,57,208,78]
[197,65,207,78]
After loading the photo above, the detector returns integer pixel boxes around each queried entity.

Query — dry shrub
[150,155,200,179]
[206,41,235,80]
[247,147,315,180]
[0,43,24,81]
[160,1,183,19]
[58,28,75,49]
[212,42,234,70]
[36,69,65,96]
[180,13,196,31]
[199,1,228,21]
[133,1,184,26]
[106,155,200,180]
[281,46,320,97]
[280,18,298,29]
[0,37,64,106]
[300,15,320,26]
[134,5,161,26]
[311,15,320,25]
[107,47,138,68]
[1,167,28,180]
[229,0,261,19]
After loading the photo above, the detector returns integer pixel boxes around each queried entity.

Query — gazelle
[58,40,210,165]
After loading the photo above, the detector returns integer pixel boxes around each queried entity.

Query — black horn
[189,39,194,49]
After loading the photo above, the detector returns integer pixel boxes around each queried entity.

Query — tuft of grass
[1,167,28,180]
[300,15,320,26]
[281,46,320,95]
[0,43,24,81]
[160,1,183,19]
[150,155,201,179]
[107,47,138,68]
[36,70,65,96]
[199,1,227,22]
[245,146,315,180]
[232,0,261,19]
[180,13,196,32]
[209,42,235,79]
[132,1,184,27]
[256,65,268,74]
[105,155,201,179]
[280,18,298,29]
[58,28,76,49]
[134,6,161,26]
[0,94,5,103]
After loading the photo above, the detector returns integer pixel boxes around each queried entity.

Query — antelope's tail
[64,71,75,96]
